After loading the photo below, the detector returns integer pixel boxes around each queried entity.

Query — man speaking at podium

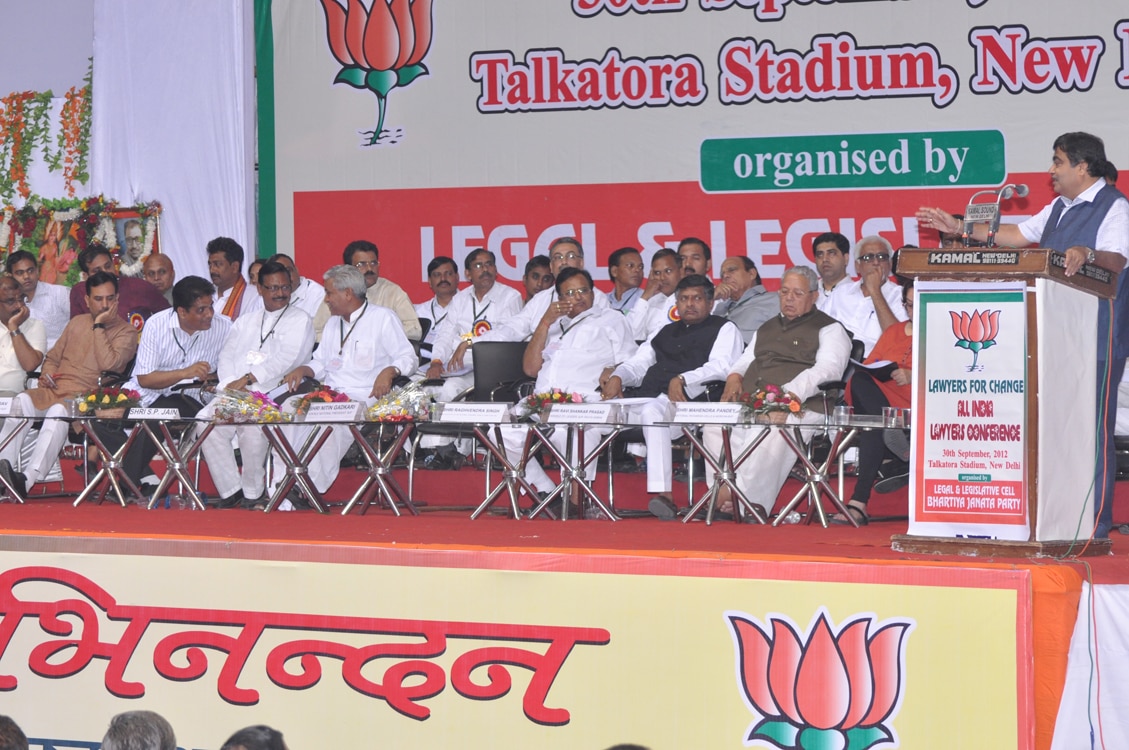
[917,131,1129,538]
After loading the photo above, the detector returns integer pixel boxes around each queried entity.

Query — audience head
[522,254,553,299]
[854,235,894,278]
[5,250,39,298]
[464,248,497,291]
[554,266,595,317]
[901,278,915,321]
[84,270,120,297]
[650,247,683,297]
[220,725,288,750]
[0,715,27,750]
[718,255,759,298]
[122,219,145,262]
[78,244,116,277]
[171,275,217,333]
[0,277,23,326]
[246,258,265,295]
[323,264,367,316]
[547,237,584,275]
[675,274,715,325]
[206,237,244,293]
[101,710,176,750]
[267,254,301,287]
[811,231,850,287]
[257,260,294,312]
[677,237,711,276]
[426,256,459,301]
[779,265,819,320]
[607,247,643,293]
[1053,131,1118,188]
[343,240,380,287]
[142,253,175,295]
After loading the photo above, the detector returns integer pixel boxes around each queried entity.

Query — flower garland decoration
[0,91,54,203]
[739,384,803,419]
[212,388,290,423]
[367,382,432,422]
[75,387,142,414]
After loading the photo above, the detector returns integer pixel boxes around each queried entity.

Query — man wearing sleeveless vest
[918,132,1129,538]
[705,266,851,518]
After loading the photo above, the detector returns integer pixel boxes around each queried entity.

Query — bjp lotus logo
[950,309,1000,371]
[727,609,913,750]
[318,0,434,146]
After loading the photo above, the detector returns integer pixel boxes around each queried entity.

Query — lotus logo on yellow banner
[318,0,435,146]
[726,608,914,750]
[950,309,1000,371]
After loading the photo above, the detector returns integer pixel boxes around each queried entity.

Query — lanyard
[430,300,448,329]
[171,328,197,361]
[471,296,492,323]
[558,312,592,338]
[259,304,289,347]
[339,302,368,354]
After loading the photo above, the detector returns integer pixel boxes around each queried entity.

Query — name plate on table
[129,407,181,420]
[437,403,510,424]
[545,403,614,424]
[0,397,12,416]
[304,402,363,422]
[672,402,743,424]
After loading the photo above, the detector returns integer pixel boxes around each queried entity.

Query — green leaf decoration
[397,63,429,87]
[366,69,399,97]
[982,340,997,349]
[749,719,801,749]
[969,341,983,353]
[798,727,850,750]
[334,67,367,89]
[845,725,893,750]
[955,340,971,350]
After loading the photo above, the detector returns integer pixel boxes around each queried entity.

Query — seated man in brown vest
[705,265,851,519]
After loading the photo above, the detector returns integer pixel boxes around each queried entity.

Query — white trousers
[624,396,677,493]
[196,401,271,500]
[0,393,70,489]
[499,423,610,494]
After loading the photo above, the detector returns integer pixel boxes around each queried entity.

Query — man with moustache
[811,231,852,308]
[207,237,248,320]
[311,240,420,341]
[918,131,1128,538]
[68,244,170,330]
[142,253,176,304]
[0,276,46,395]
[820,236,906,356]
[119,219,146,278]
[5,250,67,349]
[605,246,645,314]
[677,237,712,277]
[242,253,326,323]
[602,275,743,514]
[414,256,459,369]
[626,248,684,341]
[0,272,137,497]
[196,261,314,509]
[712,256,778,344]
[521,255,554,304]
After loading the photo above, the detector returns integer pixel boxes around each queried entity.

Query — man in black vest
[919,132,1128,538]
[602,275,744,512]
[706,266,851,519]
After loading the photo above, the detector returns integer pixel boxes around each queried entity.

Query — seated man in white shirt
[244,253,326,323]
[601,275,743,514]
[197,260,315,509]
[706,266,851,519]
[677,237,712,277]
[413,256,459,371]
[499,268,637,508]
[5,251,67,350]
[625,248,684,341]
[310,240,421,341]
[605,246,644,315]
[812,231,852,308]
[275,265,417,499]
[818,235,906,355]
[521,255,554,304]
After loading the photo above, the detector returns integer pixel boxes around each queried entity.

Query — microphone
[961,184,1029,247]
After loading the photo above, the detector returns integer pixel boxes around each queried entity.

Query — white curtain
[90,0,255,283]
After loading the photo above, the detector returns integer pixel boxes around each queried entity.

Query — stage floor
[3,460,1126,583]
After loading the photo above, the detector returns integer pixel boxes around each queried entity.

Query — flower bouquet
[211,388,290,424]
[515,387,584,422]
[76,386,141,419]
[367,382,432,422]
[739,384,803,423]
[293,385,350,418]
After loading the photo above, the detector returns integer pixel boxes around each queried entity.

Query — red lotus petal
[405,0,434,66]
[860,623,910,726]
[730,617,782,717]
[344,0,370,67]
[795,614,850,729]
[390,0,415,68]
[986,310,1000,341]
[364,0,400,71]
[837,620,875,729]
[967,311,984,342]
[319,0,353,66]
[949,311,962,340]
[767,619,804,724]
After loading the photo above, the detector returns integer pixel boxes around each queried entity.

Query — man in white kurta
[197,261,315,507]
[275,265,417,495]
[819,235,907,356]
[6,251,66,350]
[499,268,637,498]
[624,248,684,341]
[413,256,459,374]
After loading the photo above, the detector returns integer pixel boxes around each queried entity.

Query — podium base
[891,534,1112,558]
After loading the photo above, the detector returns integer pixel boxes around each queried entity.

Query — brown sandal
[830,500,869,526]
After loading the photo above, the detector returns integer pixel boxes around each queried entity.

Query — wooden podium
[892,248,1116,557]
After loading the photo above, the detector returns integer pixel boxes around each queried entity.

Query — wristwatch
[1086,247,1097,264]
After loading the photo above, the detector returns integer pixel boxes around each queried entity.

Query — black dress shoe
[216,491,245,509]
[0,459,26,498]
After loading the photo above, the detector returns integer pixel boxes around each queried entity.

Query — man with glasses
[626,248,684,341]
[5,250,67,349]
[0,272,137,498]
[605,246,644,314]
[312,240,420,341]
[196,261,315,509]
[820,235,906,355]
[246,253,326,323]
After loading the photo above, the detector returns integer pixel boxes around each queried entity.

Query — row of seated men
[0,230,908,518]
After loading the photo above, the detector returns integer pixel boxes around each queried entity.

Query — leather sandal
[830,499,869,526]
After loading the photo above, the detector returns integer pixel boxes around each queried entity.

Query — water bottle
[780,511,803,524]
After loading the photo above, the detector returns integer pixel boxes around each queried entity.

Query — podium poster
[910,282,1029,541]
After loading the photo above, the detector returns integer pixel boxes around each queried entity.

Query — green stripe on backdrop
[254,0,277,259]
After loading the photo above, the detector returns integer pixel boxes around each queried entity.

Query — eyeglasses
[560,287,592,297]
[263,284,292,293]
[353,261,378,269]
[902,300,912,308]
[858,253,891,263]
[551,252,582,263]
[469,261,496,270]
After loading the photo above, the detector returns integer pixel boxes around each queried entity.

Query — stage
[0,460,1125,749]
